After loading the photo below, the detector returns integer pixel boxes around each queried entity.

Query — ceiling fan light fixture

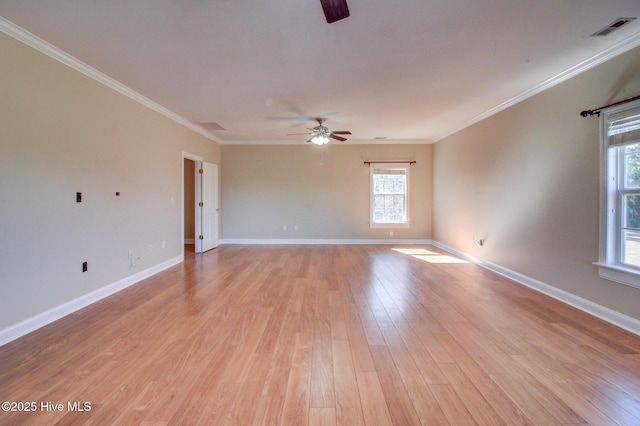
[310,134,331,145]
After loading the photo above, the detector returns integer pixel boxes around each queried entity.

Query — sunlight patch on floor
[392,248,469,264]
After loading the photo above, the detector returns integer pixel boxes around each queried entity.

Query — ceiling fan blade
[330,134,348,142]
[331,131,352,135]
[319,0,350,23]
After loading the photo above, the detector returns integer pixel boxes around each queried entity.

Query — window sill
[370,222,410,229]
[594,262,640,289]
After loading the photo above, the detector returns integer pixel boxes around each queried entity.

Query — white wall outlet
[294,225,299,231]
[283,225,287,231]
[390,231,394,237]
[128,250,136,268]
[161,240,166,249]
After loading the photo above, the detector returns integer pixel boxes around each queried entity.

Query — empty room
[2,1,640,424]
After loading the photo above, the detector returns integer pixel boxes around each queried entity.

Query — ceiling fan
[288,118,352,145]
[320,0,350,23]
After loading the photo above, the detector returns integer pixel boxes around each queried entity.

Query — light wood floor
[2,245,640,425]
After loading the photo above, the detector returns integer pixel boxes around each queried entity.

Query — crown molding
[0,17,221,144]
[435,30,640,142]
[221,139,433,145]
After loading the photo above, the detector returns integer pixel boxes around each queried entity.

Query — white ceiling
[1,1,640,144]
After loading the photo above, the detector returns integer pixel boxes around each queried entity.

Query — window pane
[625,143,640,188]
[373,174,406,195]
[622,229,640,267]
[373,176,383,193]
[609,113,640,147]
[393,178,404,193]
[624,194,640,229]
[372,193,406,223]
[382,179,393,193]
[621,193,640,267]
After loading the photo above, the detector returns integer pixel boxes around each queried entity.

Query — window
[370,163,409,228]
[597,100,640,288]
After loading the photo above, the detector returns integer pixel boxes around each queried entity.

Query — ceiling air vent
[198,122,226,131]
[591,17,636,37]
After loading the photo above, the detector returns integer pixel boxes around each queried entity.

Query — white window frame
[369,163,410,228]
[596,99,640,288]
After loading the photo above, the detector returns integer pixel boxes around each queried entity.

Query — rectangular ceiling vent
[591,17,636,37]
[198,122,226,131]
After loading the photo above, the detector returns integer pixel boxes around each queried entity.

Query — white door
[200,161,220,252]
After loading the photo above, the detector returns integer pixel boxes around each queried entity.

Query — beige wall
[221,144,432,240]
[0,33,220,331]
[433,45,640,321]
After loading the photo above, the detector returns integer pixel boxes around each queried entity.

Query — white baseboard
[221,238,433,245]
[431,240,640,337]
[0,255,183,347]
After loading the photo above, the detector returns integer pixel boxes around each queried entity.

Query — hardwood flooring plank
[298,281,318,333]
[503,361,584,424]
[489,373,561,425]
[394,323,448,384]
[351,294,386,346]
[375,326,450,425]
[369,345,422,425]
[429,384,477,425]
[329,307,348,341]
[331,339,364,426]
[561,363,640,425]
[435,332,533,425]
[309,335,335,409]
[196,381,241,425]
[251,311,301,425]
[355,372,393,426]
[309,407,336,426]
[1,244,640,425]
[438,362,506,425]
[281,333,313,426]
[218,307,273,384]
[342,305,375,373]
[512,354,618,425]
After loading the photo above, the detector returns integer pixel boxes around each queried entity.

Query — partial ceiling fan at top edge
[320,0,350,23]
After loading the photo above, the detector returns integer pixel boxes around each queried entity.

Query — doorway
[182,152,220,256]
[184,158,196,253]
